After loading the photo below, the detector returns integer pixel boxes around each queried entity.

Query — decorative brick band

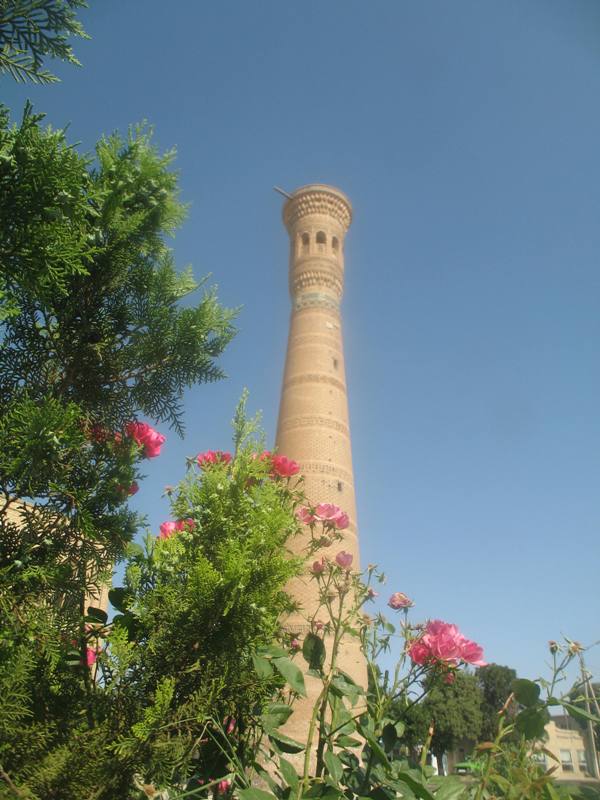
[291,269,343,296]
[301,461,354,485]
[278,416,350,438]
[294,292,339,311]
[283,373,346,392]
[283,187,352,231]
[290,333,340,348]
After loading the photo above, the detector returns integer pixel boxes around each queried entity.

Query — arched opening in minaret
[316,231,326,252]
[332,236,339,254]
[301,232,310,253]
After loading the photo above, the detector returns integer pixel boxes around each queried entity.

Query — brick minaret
[276,184,365,745]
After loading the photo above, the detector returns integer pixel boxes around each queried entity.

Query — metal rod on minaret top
[273,185,293,200]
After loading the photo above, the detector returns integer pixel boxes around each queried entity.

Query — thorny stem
[314,590,346,777]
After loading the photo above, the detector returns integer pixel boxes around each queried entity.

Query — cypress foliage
[0,106,241,798]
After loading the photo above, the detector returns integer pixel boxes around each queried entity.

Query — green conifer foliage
[0,0,88,84]
[0,106,237,798]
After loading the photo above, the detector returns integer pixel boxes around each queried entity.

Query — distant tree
[567,681,600,747]
[476,663,517,741]
[403,672,483,775]
[0,0,88,84]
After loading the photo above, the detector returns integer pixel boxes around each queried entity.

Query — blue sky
[5,0,600,685]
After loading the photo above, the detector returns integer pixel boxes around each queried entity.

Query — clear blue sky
[5,0,600,685]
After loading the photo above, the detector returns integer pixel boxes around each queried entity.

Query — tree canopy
[403,672,484,774]
[0,105,243,797]
[476,663,517,742]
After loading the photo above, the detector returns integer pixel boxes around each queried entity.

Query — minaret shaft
[275,186,365,743]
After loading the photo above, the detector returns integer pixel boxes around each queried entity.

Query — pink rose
[428,632,462,662]
[315,503,350,529]
[335,551,353,570]
[423,620,463,662]
[313,620,324,631]
[388,592,413,610]
[408,639,431,665]
[459,638,486,667]
[159,521,177,539]
[290,638,300,650]
[89,424,109,443]
[175,518,195,532]
[117,481,139,498]
[223,716,236,734]
[271,455,300,478]
[422,620,486,667]
[197,450,232,468]
[125,421,166,458]
[217,779,231,795]
[408,620,486,667]
[86,647,98,667]
[443,671,456,685]
[367,587,378,599]
[425,619,459,638]
[334,511,350,530]
[296,506,316,525]
[315,503,341,521]
[311,558,326,575]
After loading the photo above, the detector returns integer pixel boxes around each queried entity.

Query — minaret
[276,184,365,724]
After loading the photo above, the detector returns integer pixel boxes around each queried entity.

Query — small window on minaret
[332,236,339,252]
[333,358,338,369]
[316,231,326,246]
[301,232,310,253]
[337,481,343,492]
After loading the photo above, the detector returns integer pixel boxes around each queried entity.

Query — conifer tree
[0,104,237,798]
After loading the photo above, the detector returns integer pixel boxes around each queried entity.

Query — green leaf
[65,649,82,667]
[272,656,306,697]
[335,735,361,747]
[331,673,363,706]
[268,730,305,754]
[252,653,274,679]
[331,701,357,737]
[323,750,343,784]
[302,632,326,671]
[337,669,359,686]
[111,612,138,641]
[238,789,278,800]
[263,702,293,726]
[394,772,435,800]
[358,727,390,771]
[108,587,129,613]
[279,756,299,789]
[86,606,108,624]
[381,722,397,752]
[561,700,600,725]
[252,764,280,794]
[302,786,343,800]
[515,706,550,739]
[259,644,289,659]
[429,777,468,800]
[542,784,561,800]
[511,678,541,707]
